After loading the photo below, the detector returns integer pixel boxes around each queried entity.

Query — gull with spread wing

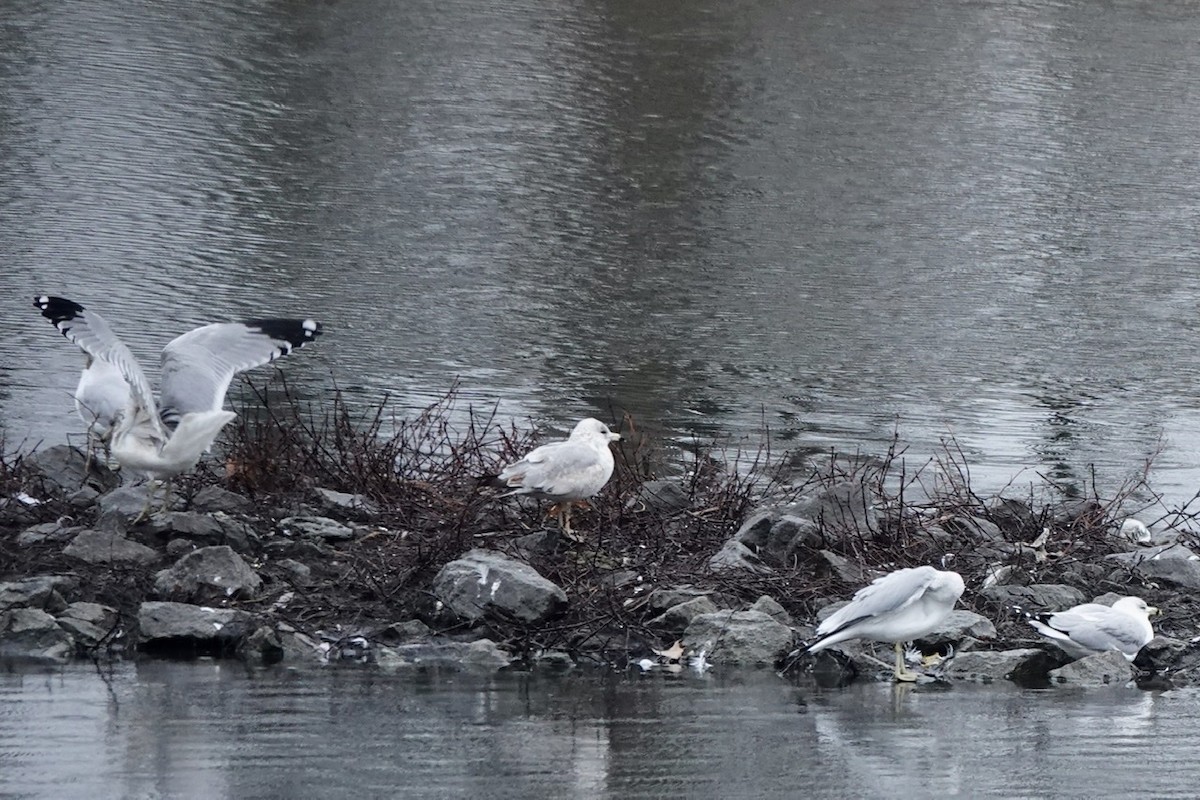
[36,295,323,518]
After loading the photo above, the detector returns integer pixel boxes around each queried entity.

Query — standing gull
[796,565,965,682]
[494,417,622,538]
[1027,596,1157,662]
[35,295,323,518]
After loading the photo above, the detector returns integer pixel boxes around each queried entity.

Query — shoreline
[3,395,1199,689]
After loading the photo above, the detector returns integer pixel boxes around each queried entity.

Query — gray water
[3,662,1198,799]
[3,0,1200,793]
[3,0,1200,507]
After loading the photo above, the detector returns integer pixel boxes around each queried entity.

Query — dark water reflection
[4,0,1200,506]
[2,663,1199,799]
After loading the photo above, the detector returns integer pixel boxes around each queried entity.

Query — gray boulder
[683,609,795,665]
[278,515,356,541]
[96,485,156,530]
[749,595,792,626]
[708,539,769,573]
[15,521,83,547]
[1107,544,1200,590]
[63,530,159,565]
[633,480,690,515]
[433,550,568,626]
[25,444,118,493]
[718,508,824,569]
[646,596,719,636]
[1049,649,1135,687]
[190,485,255,515]
[980,583,1086,612]
[646,586,725,616]
[0,575,76,613]
[153,545,262,603]
[921,610,997,645]
[0,607,74,662]
[137,601,256,650]
[946,648,1054,684]
[314,487,379,519]
[55,602,119,649]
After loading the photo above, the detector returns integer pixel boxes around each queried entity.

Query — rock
[946,648,1054,684]
[0,608,74,662]
[190,485,255,515]
[376,619,434,645]
[153,545,263,603]
[749,595,792,626]
[15,521,82,547]
[942,515,1004,541]
[56,602,120,650]
[787,481,879,544]
[708,539,768,572]
[683,610,795,665]
[63,530,159,565]
[1135,635,1187,673]
[137,601,256,654]
[510,530,566,561]
[278,515,356,541]
[1107,544,1200,590]
[277,558,313,586]
[1049,649,1135,687]
[314,487,379,518]
[979,583,1086,612]
[25,444,118,494]
[96,485,155,531]
[986,498,1037,537]
[66,486,101,509]
[0,575,75,612]
[646,586,723,616]
[646,596,719,636]
[720,507,831,568]
[240,625,285,664]
[376,639,512,671]
[633,480,690,515]
[144,512,226,544]
[920,610,997,645]
[433,550,568,626]
[818,550,875,585]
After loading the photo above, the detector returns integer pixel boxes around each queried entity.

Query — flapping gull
[35,295,323,516]
[1028,596,1157,662]
[796,566,965,682]
[494,417,622,537]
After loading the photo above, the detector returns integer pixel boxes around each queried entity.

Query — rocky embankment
[3,444,1200,689]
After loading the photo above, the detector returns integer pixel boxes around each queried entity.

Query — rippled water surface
[2,663,1199,799]
[2,0,1200,507]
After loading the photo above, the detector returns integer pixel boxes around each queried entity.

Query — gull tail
[159,411,238,467]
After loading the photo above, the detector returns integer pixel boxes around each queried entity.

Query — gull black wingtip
[34,295,87,327]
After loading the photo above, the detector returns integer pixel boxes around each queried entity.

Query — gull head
[570,417,622,443]
[1113,596,1157,619]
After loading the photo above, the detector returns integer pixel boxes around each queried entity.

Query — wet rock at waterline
[153,545,263,603]
[137,601,256,655]
[683,609,794,665]
[1049,650,1136,687]
[432,549,568,626]
[0,607,75,662]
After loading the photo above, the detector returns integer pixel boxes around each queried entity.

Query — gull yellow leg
[893,642,920,682]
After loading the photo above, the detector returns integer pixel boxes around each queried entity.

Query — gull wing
[35,295,164,438]
[816,566,939,639]
[159,318,322,426]
[498,440,609,500]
